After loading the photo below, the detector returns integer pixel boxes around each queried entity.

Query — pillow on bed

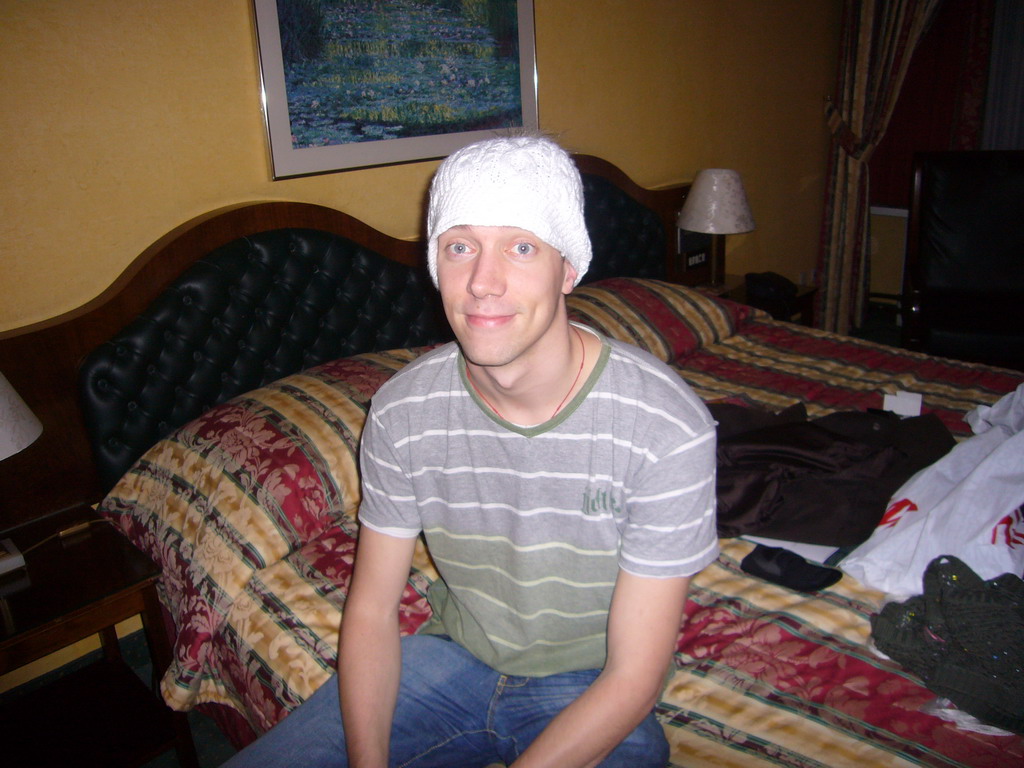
[99,349,426,597]
[568,277,760,363]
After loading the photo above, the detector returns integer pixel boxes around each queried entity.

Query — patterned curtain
[983,0,1024,149]
[816,0,941,334]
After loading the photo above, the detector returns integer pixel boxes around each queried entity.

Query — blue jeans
[223,634,668,767]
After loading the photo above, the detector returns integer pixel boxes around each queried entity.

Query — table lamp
[677,169,755,286]
[0,371,42,462]
[1,371,42,580]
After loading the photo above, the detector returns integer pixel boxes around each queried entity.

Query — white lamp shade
[0,372,43,461]
[677,169,755,234]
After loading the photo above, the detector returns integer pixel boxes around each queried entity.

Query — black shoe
[740,544,842,593]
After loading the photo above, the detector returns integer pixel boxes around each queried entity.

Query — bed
[1,154,1021,767]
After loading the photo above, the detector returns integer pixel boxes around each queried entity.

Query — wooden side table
[0,506,198,768]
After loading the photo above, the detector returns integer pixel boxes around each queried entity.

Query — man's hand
[510,570,691,768]
[337,527,418,768]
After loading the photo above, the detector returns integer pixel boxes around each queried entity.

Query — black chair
[901,151,1024,371]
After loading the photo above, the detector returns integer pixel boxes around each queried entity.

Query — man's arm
[511,569,691,768]
[337,527,418,768]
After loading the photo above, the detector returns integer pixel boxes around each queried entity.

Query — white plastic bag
[841,384,1024,598]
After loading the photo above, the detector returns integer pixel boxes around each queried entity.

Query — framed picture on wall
[252,0,538,179]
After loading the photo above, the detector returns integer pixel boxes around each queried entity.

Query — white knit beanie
[426,135,592,287]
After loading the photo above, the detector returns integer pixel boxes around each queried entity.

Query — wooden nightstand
[0,506,198,768]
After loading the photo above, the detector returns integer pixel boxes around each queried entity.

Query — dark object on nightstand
[746,271,797,312]
[0,506,198,768]
[902,150,1024,371]
[743,272,818,326]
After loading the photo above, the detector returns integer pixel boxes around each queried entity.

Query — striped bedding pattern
[99,279,1023,765]
[665,538,1021,767]
[568,279,1020,439]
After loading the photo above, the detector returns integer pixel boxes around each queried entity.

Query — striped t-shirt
[358,327,718,676]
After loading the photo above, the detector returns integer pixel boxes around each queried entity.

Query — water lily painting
[253,0,537,178]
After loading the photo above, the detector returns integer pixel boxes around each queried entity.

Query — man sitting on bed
[224,134,718,768]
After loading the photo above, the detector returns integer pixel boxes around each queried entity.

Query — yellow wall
[1,0,841,333]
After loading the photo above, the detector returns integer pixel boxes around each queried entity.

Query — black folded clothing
[871,555,1024,735]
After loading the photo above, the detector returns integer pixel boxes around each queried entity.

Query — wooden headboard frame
[0,155,691,530]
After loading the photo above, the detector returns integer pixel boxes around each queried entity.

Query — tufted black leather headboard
[80,226,446,490]
[580,173,665,283]
[79,158,687,491]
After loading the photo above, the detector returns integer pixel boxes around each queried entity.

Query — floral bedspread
[99,279,1023,766]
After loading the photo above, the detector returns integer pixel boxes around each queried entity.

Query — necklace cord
[465,326,586,422]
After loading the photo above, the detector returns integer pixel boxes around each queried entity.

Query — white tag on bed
[883,390,922,417]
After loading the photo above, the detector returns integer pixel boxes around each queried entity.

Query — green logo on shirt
[582,487,621,516]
